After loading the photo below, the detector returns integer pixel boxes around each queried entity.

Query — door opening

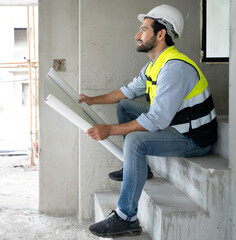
[0,5,38,166]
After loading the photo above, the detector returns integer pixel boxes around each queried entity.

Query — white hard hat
[138,4,184,39]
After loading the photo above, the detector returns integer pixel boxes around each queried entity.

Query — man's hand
[86,124,111,141]
[78,94,94,106]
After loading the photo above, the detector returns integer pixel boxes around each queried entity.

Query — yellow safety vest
[145,46,217,147]
[145,46,208,105]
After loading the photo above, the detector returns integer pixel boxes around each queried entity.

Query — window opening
[201,0,229,62]
[14,28,28,59]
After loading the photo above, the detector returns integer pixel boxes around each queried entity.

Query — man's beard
[136,35,157,53]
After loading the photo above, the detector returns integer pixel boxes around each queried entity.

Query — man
[79,4,217,238]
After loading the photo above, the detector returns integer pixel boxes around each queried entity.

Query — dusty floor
[0,156,98,240]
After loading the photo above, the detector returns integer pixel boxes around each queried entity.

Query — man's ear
[157,29,167,40]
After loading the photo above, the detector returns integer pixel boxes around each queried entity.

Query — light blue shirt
[120,53,199,132]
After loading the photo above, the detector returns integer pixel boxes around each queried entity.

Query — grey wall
[229,0,236,238]
[38,0,79,215]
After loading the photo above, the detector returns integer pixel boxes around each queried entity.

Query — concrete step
[148,154,231,209]
[148,155,231,239]
[94,191,151,240]
[95,172,209,240]
[212,115,229,159]
[138,173,208,240]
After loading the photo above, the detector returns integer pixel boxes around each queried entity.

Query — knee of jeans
[124,132,146,155]
[116,99,128,118]
[116,99,127,112]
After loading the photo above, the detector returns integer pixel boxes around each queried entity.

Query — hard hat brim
[138,14,146,23]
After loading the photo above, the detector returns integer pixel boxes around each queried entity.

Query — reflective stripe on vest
[145,46,217,147]
[171,109,216,133]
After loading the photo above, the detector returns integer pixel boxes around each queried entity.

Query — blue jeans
[115,99,212,221]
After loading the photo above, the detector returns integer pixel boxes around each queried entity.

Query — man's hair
[149,19,175,46]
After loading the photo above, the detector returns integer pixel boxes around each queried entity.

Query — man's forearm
[109,120,147,136]
[86,120,147,141]
[80,89,126,105]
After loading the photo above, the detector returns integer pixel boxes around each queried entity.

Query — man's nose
[135,31,141,40]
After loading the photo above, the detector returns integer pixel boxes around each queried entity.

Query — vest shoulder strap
[145,46,208,101]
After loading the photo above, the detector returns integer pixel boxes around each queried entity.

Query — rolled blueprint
[45,94,123,161]
[48,68,105,125]
[44,74,94,125]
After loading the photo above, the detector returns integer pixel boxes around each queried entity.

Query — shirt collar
[151,46,170,67]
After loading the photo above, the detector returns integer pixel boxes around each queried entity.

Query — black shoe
[89,210,142,238]
[109,165,154,181]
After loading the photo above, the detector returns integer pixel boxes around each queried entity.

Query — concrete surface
[212,115,229,159]
[147,156,231,239]
[148,154,230,209]
[138,174,207,240]
[0,156,97,240]
[39,0,79,216]
[229,0,236,239]
[95,175,207,240]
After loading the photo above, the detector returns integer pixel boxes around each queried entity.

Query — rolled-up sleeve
[136,60,199,132]
[120,63,149,99]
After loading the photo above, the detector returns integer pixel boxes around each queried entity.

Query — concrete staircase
[93,116,232,240]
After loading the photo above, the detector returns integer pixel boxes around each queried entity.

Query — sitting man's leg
[109,99,153,181]
[90,127,212,237]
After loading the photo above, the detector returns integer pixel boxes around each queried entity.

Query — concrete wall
[39,0,230,219]
[38,0,79,215]
[229,0,236,239]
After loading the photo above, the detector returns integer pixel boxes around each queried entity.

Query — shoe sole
[108,176,123,181]
[109,173,154,182]
[89,228,142,238]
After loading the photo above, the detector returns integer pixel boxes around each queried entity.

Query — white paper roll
[45,94,93,131]
[48,68,105,125]
[45,94,123,161]
[44,74,94,125]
